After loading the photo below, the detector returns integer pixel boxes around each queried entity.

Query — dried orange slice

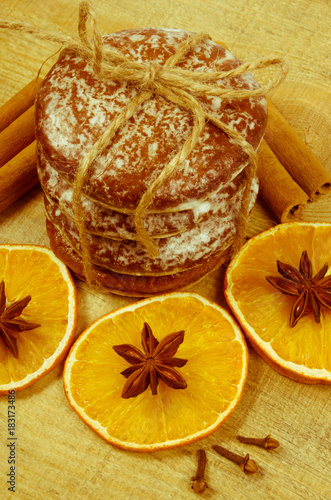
[0,244,77,393]
[225,222,331,384]
[63,292,248,452]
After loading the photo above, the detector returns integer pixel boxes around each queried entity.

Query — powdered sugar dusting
[35,28,267,211]
[46,189,242,275]
[38,152,251,240]
[45,171,259,275]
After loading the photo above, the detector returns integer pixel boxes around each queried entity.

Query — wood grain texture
[0,1,330,499]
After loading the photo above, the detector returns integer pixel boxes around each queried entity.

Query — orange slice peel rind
[0,244,78,393]
[225,222,331,384]
[63,292,248,452]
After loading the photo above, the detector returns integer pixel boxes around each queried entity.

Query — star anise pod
[0,280,41,358]
[113,322,188,399]
[266,250,331,327]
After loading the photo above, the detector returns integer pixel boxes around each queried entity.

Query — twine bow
[0,1,288,289]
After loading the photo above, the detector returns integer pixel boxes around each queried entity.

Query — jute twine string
[0,1,288,289]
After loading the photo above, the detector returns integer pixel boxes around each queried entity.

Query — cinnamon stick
[0,105,35,169]
[0,78,43,213]
[257,140,308,222]
[0,77,42,133]
[215,40,326,219]
[265,99,331,201]
[0,141,38,213]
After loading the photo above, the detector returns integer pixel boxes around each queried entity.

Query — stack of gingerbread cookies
[35,28,267,296]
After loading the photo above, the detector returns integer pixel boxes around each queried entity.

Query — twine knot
[140,63,161,90]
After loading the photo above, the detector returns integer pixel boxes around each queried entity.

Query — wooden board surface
[0,0,330,498]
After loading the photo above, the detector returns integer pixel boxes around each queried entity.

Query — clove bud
[236,434,280,450]
[191,449,208,493]
[212,445,258,476]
